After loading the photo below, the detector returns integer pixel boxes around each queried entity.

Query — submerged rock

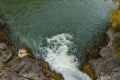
[0,17,8,43]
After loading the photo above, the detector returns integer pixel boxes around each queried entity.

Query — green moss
[113,34,120,59]
[110,26,120,32]
[3,62,11,70]
[51,73,63,80]
[109,9,120,32]
[109,0,120,32]
[113,0,120,3]
[115,49,120,59]
[110,0,120,59]
[83,64,95,80]
[112,27,120,32]
[113,36,120,47]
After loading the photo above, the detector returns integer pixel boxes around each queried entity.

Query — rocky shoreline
[0,17,63,80]
[87,29,120,80]
[82,1,120,80]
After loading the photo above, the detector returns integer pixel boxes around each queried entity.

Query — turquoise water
[0,0,115,79]
[0,0,114,61]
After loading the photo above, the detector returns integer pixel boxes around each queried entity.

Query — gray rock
[100,46,116,57]
[0,43,7,50]
[0,43,12,63]
[0,21,62,80]
[0,53,62,80]
[0,43,12,74]
[2,72,29,80]
[89,30,120,80]
[0,61,3,71]
[10,57,57,80]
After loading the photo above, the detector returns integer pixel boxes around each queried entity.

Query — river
[0,0,114,80]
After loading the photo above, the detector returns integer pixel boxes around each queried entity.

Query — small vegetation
[3,62,11,70]
[83,64,95,80]
[113,34,120,46]
[110,0,120,59]
[109,0,120,32]
[109,9,120,32]
[114,35,120,59]
[110,10,120,24]
[113,0,120,3]
[115,48,120,59]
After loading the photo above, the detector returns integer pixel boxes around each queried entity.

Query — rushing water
[43,34,91,80]
[0,0,114,80]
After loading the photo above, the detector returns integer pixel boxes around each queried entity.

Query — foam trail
[43,34,91,80]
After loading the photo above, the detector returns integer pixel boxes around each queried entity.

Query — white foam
[43,33,91,80]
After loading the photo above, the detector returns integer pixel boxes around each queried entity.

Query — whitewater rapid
[42,34,91,80]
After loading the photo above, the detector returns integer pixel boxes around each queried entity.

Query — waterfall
[42,33,91,80]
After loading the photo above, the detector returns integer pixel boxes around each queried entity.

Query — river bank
[0,16,63,80]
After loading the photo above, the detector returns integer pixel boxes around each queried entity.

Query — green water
[0,0,114,61]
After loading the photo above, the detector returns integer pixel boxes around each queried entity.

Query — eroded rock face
[11,57,62,80]
[0,43,63,80]
[89,30,120,80]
